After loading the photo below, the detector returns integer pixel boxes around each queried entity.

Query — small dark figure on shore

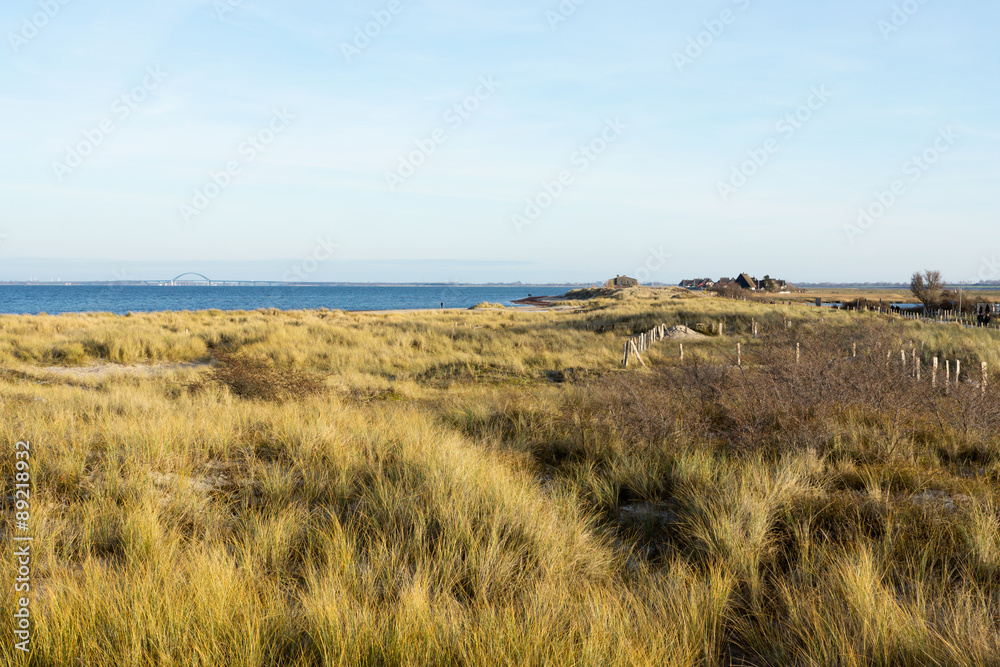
[441,302,444,309]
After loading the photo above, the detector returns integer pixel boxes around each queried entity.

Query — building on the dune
[735,273,759,291]
[681,274,793,293]
[605,275,639,288]
[679,278,715,290]
[757,276,788,291]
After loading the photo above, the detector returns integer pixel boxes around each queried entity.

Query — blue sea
[0,285,569,315]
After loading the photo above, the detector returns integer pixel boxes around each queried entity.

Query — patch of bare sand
[35,360,210,381]
[663,325,708,340]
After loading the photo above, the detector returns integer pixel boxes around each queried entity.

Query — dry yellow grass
[2,289,999,665]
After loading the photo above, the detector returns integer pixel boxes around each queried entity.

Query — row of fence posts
[623,318,763,367]
[622,318,762,367]
[739,340,989,394]
[860,304,998,330]
[923,309,997,329]
[623,324,990,394]
[723,293,996,330]
[621,323,674,367]
[890,348,989,393]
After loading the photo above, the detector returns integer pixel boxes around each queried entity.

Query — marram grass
[2,289,999,665]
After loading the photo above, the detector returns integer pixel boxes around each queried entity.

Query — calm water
[0,285,568,315]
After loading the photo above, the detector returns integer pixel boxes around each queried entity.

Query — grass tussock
[2,288,1000,664]
[198,351,327,402]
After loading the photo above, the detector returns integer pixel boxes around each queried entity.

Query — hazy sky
[1,0,997,283]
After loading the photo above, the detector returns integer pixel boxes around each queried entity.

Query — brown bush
[583,319,999,460]
[201,351,327,402]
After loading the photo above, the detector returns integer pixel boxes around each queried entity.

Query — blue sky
[1,0,997,283]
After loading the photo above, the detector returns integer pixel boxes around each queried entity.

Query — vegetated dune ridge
[2,288,1000,666]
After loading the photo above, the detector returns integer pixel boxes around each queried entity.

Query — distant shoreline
[4,282,997,289]
[0,282,590,288]
[798,283,1000,289]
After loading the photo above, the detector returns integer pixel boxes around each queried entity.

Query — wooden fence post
[631,340,646,367]
[956,360,961,386]
[624,324,676,366]
[852,342,857,358]
[679,343,684,360]
[737,343,742,368]
[983,362,988,394]
[932,357,938,387]
[796,342,801,364]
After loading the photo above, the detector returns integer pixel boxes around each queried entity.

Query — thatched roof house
[735,273,758,291]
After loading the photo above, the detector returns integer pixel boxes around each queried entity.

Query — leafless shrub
[590,319,998,461]
[198,351,327,402]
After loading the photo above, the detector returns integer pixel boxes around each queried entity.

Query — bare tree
[910,270,944,307]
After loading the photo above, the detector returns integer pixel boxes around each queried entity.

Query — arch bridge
[171,272,212,285]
